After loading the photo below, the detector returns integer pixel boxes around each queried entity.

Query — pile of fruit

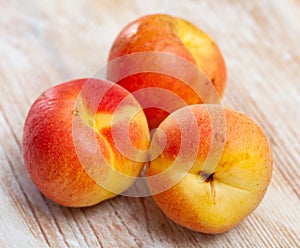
[23,14,272,234]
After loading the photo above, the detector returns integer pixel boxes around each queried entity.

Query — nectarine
[147,105,273,233]
[23,78,150,207]
[108,14,227,129]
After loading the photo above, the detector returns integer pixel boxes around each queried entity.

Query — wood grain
[1,0,300,247]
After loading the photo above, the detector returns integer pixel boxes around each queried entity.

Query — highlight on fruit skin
[22,78,150,207]
[146,104,273,234]
[107,14,227,129]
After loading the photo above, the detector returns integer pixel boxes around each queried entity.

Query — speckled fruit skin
[108,14,227,129]
[147,105,273,234]
[23,78,149,207]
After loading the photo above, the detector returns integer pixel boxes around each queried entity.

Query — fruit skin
[146,105,273,234]
[108,14,227,129]
[23,78,149,207]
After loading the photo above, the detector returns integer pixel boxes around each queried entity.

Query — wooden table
[1,0,300,247]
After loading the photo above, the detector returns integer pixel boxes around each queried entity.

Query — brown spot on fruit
[200,171,214,182]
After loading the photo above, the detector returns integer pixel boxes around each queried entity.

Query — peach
[23,78,150,207]
[108,14,227,129]
[147,105,273,233]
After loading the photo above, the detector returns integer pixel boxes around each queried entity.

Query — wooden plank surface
[1,0,300,247]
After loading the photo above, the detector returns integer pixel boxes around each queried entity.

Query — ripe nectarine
[108,14,227,129]
[23,78,150,207]
[147,105,273,233]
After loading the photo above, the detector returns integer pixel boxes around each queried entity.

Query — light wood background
[1,0,300,247]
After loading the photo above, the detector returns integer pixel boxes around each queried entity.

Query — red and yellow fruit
[23,78,150,207]
[147,105,273,233]
[108,14,227,129]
